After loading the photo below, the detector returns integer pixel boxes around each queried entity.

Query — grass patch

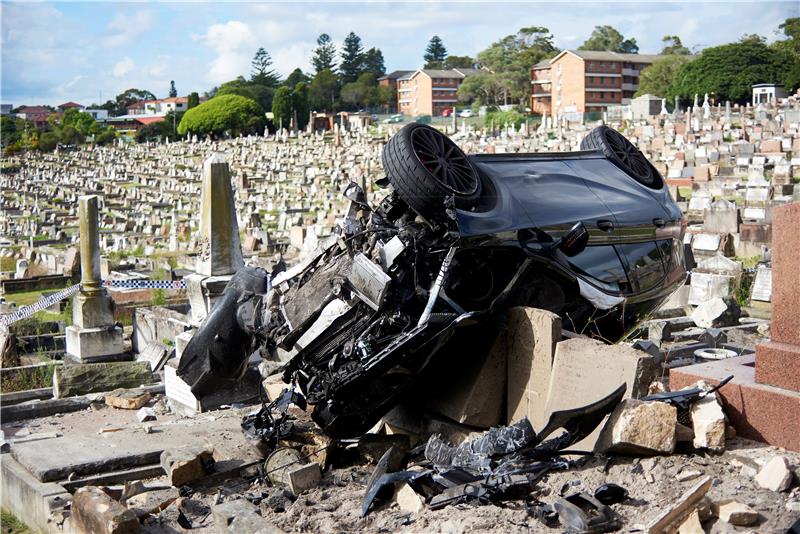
[1,508,32,533]
[0,362,57,393]
[734,271,755,307]
[5,287,68,307]
[0,256,15,271]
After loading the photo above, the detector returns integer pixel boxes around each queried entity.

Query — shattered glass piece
[424,418,536,474]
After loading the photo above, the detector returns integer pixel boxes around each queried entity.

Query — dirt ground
[133,433,800,534]
[5,358,800,533]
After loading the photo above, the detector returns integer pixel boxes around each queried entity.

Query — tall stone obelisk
[183,154,244,325]
[65,195,126,362]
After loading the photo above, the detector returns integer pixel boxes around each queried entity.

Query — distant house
[85,109,109,121]
[106,114,166,135]
[378,70,413,90]
[752,84,787,105]
[530,50,666,116]
[396,68,479,117]
[58,101,85,112]
[15,106,52,127]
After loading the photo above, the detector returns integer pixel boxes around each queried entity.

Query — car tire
[382,123,481,218]
[581,125,662,189]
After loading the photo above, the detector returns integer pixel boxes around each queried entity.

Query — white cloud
[195,21,258,84]
[103,11,154,48]
[113,57,135,77]
[270,42,316,76]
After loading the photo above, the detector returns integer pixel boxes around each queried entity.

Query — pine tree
[168,80,177,98]
[339,32,365,84]
[312,33,337,74]
[424,36,448,69]
[362,48,386,77]
[251,48,281,87]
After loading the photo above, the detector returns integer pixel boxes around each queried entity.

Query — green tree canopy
[340,72,377,108]
[339,32,365,84]
[443,55,475,69]
[424,36,448,69]
[251,48,281,86]
[660,35,690,55]
[465,26,556,106]
[458,71,506,106]
[309,68,339,111]
[216,76,275,112]
[312,33,337,73]
[178,94,265,137]
[115,88,156,115]
[579,25,639,53]
[271,86,293,129]
[775,18,800,91]
[635,55,692,98]
[187,92,200,109]
[669,39,795,103]
[292,82,310,130]
[362,47,386,78]
[284,68,311,89]
[169,80,177,98]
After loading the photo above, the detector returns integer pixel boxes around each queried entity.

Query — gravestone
[65,196,126,363]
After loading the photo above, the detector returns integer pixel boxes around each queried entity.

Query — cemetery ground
[2,99,800,533]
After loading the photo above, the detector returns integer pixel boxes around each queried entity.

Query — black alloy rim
[603,128,654,184]
[410,126,479,195]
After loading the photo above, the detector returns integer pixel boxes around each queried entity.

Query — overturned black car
[178,124,686,439]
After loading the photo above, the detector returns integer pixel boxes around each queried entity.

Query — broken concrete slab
[596,399,677,455]
[286,463,321,495]
[506,307,561,429]
[0,454,72,533]
[676,509,704,534]
[712,499,759,526]
[645,476,712,534]
[10,412,257,483]
[691,392,726,451]
[211,498,284,534]
[427,328,506,428]
[53,361,156,399]
[394,481,424,513]
[71,486,140,534]
[755,455,793,492]
[105,389,151,410]
[691,297,741,329]
[161,446,216,487]
[137,407,156,422]
[125,486,180,519]
[543,337,658,450]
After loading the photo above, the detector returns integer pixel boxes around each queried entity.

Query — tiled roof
[564,50,665,63]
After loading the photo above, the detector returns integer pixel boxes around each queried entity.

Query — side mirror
[559,222,589,257]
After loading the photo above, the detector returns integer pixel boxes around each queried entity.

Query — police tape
[0,279,187,327]
[103,279,186,290]
[0,284,81,327]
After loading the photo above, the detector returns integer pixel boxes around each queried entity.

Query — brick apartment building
[530,50,664,116]
[397,68,479,117]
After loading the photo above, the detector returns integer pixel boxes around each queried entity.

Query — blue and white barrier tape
[1,279,186,327]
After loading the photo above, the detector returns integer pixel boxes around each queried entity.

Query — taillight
[655,218,686,241]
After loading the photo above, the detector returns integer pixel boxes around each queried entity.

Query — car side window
[618,242,665,292]
[567,245,629,291]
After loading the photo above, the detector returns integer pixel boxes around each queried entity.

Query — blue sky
[2,1,798,106]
